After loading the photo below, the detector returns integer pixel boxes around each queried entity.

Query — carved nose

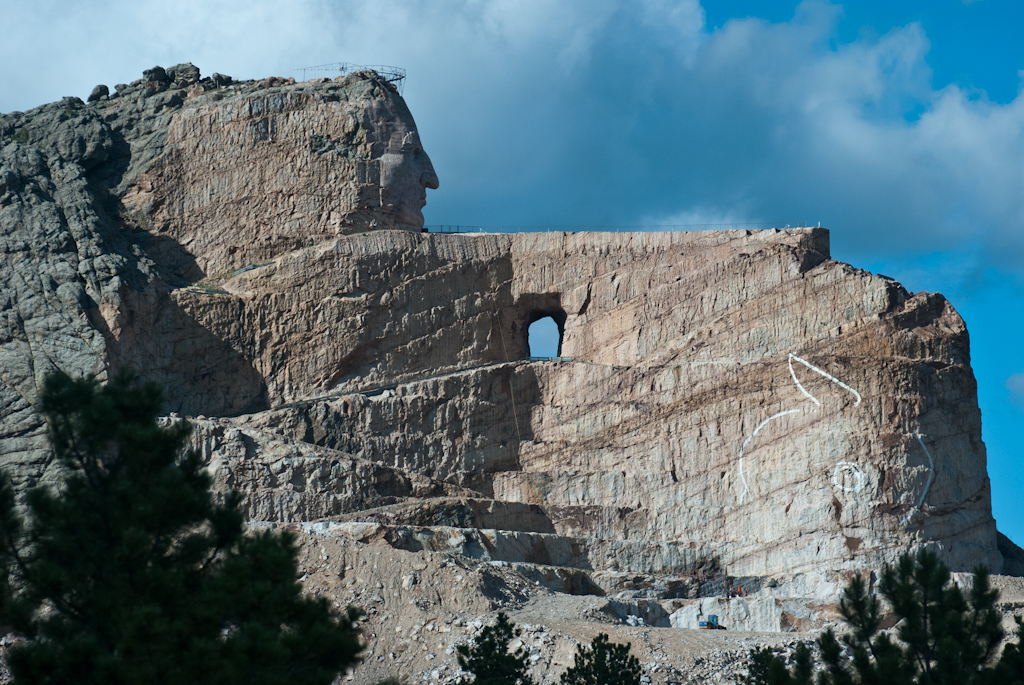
[420,158,439,189]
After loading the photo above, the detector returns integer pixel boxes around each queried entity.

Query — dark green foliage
[993,617,1024,684]
[0,370,363,685]
[559,633,643,685]
[744,550,1024,685]
[456,612,534,685]
[743,643,814,685]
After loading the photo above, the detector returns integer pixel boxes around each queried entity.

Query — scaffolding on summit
[294,62,407,93]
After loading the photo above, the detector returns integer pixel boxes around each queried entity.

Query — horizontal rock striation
[0,65,437,493]
[183,227,999,581]
[0,66,1011,616]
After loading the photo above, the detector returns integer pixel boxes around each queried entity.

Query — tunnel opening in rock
[527,310,565,358]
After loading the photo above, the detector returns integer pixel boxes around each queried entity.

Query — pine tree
[743,643,814,685]
[456,612,534,685]
[0,370,363,685]
[744,549,1024,685]
[559,633,643,685]
[993,617,1024,684]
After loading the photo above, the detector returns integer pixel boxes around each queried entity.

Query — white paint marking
[737,409,801,503]
[737,355,864,505]
[788,354,820,408]
[832,461,867,493]
[900,433,935,525]
[788,353,862,407]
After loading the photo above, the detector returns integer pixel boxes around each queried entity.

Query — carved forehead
[345,90,418,154]
[382,114,420,152]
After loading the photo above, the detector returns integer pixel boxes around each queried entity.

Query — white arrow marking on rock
[788,353,862,408]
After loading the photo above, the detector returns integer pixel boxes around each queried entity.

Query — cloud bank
[2,0,1023,266]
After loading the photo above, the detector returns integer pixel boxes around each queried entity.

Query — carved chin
[394,205,425,227]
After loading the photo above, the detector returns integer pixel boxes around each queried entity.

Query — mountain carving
[1,67,1017,678]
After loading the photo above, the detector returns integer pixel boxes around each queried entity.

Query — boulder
[87,84,109,102]
[168,62,200,86]
[256,76,296,89]
[142,66,168,83]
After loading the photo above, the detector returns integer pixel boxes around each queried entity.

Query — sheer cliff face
[184,229,999,577]
[0,69,1004,585]
[0,69,436,486]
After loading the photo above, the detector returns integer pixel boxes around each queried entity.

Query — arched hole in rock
[527,313,564,358]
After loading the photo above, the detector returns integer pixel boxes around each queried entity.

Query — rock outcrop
[0,65,439,491]
[179,227,1001,583]
[0,64,1013,647]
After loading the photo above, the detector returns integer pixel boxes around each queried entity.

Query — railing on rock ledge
[425,222,818,234]
[294,62,406,93]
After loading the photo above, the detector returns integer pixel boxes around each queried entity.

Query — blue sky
[2,0,1022,545]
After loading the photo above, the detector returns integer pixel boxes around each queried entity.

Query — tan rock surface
[2,65,1020,685]
[287,527,821,685]
[0,67,437,492]
[121,72,438,278]
[172,227,999,578]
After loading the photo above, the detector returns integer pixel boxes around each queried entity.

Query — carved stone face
[379,106,439,227]
[122,73,442,278]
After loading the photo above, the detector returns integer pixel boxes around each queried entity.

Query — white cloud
[2,0,1023,270]
[637,206,760,230]
[1007,373,1024,406]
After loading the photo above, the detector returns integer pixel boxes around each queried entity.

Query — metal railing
[425,222,818,234]
[294,63,406,94]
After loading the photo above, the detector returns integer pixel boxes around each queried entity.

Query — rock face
[0,65,1011,622]
[121,70,438,278]
[179,228,1001,582]
[0,67,440,485]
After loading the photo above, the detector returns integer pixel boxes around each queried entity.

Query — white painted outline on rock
[788,353,862,408]
[832,461,867,493]
[738,409,800,503]
[737,354,865,504]
[900,433,934,525]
